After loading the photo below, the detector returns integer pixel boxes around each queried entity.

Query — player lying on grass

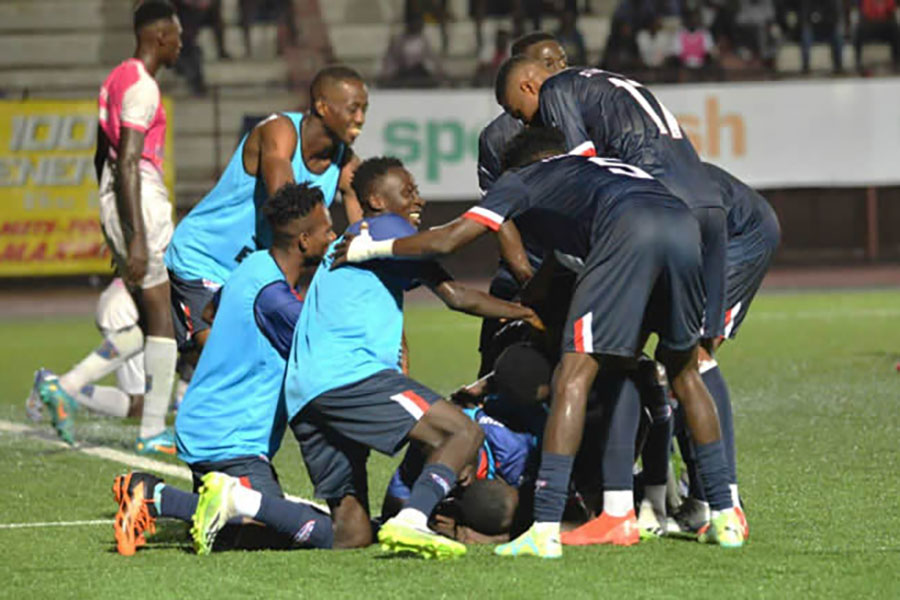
[334,128,745,556]
[190,156,544,559]
[112,182,335,556]
[163,66,367,356]
[36,0,183,453]
[642,163,780,539]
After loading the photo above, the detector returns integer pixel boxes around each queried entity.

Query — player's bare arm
[116,126,149,286]
[497,220,533,285]
[339,151,364,224]
[244,115,298,197]
[423,263,544,331]
[332,216,488,267]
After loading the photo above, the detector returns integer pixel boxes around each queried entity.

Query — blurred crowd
[379,0,900,88]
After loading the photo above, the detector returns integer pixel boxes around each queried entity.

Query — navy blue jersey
[537,68,721,211]
[478,112,526,194]
[703,163,778,239]
[463,154,684,259]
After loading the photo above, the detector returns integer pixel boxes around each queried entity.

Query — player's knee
[329,495,373,549]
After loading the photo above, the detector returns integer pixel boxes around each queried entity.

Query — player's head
[133,1,182,67]
[501,126,566,171]
[456,479,519,536]
[310,66,369,146]
[263,182,336,265]
[352,157,425,229]
[495,55,551,124]
[493,343,552,404]
[511,32,568,73]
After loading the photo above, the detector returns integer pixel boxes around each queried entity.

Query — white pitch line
[0,519,113,530]
[0,419,330,515]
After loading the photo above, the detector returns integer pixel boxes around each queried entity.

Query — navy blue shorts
[168,269,219,351]
[694,206,728,339]
[189,455,284,498]
[722,213,780,338]
[562,201,704,357]
[292,370,442,501]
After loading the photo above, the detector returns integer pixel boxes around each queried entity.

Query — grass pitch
[1,290,899,599]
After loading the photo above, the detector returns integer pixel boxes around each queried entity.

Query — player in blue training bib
[278,157,540,558]
[111,182,337,555]
[164,66,368,353]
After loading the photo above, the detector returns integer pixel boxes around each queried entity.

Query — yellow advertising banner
[0,98,174,276]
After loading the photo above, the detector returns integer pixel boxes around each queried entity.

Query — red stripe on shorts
[401,390,431,414]
[573,317,585,353]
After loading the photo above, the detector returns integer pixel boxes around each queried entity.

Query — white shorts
[99,161,173,289]
[96,278,145,396]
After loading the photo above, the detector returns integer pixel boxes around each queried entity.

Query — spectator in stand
[238,0,299,57]
[795,0,846,73]
[612,0,658,31]
[409,0,450,55]
[636,15,675,72]
[600,18,643,73]
[173,0,230,95]
[854,0,900,72]
[474,28,511,86]
[557,9,588,66]
[674,9,716,70]
[734,0,780,66]
[380,11,444,88]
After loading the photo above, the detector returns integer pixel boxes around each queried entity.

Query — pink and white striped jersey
[98,58,167,172]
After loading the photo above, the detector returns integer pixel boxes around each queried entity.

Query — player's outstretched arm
[498,221,534,285]
[332,216,489,267]
[338,152,364,224]
[258,115,298,197]
[116,126,148,286]
[432,279,544,331]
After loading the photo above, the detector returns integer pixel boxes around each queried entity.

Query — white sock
[173,377,189,411]
[395,507,428,529]
[139,336,177,439]
[76,385,130,418]
[230,482,263,519]
[533,522,560,538]
[59,327,144,396]
[603,490,634,518]
[643,484,667,516]
[729,484,741,509]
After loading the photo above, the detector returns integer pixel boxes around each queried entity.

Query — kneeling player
[191,157,543,559]
[112,182,335,555]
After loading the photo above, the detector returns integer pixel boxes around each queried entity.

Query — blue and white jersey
[175,251,302,464]
[165,112,345,285]
[284,213,438,419]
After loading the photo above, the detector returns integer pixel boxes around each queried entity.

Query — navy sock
[702,366,737,483]
[602,375,641,491]
[694,440,732,511]
[255,495,334,549]
[534,452,574,522]
[406,463,457,518]
[641,403,673,486]
[674,403,706,501]
[156,484,198,522]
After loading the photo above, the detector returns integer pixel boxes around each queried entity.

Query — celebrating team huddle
[29,2,779,560]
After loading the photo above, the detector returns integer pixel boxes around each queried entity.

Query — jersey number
[578,69,683,139]
[588,157,653,180]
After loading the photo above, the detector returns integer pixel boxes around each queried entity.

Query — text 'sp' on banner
[0,98,175,277]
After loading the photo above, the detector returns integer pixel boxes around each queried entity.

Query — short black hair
[351,156,404,211]
[263,182,324,247]
[310,65,364,105]
[133,0,175,33]
[493,343,552,405]
[501,126,567,171]
[510,32,557,56]
[494,54,534,106]
[456,479,516,535]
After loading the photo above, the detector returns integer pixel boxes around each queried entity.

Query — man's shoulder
[481,113,524,146]
[348,213,417,241]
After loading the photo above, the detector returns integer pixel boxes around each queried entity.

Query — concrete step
[775,42,892,72]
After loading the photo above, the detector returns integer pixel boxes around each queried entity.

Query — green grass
[1,291,899,599]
